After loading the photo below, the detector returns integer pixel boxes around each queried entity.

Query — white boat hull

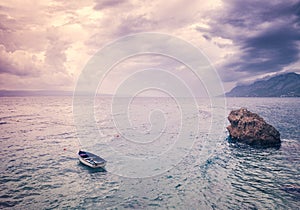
[78,150,106,168]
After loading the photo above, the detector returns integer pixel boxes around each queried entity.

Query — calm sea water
[0,97,299,209]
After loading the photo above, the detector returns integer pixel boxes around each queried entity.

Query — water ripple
[0,97,299,209]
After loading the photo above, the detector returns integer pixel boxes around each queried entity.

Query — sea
[0,96,299,209]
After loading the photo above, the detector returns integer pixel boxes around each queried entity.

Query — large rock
[227,108,281,147]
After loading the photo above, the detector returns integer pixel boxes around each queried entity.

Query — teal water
[0,97,299,209]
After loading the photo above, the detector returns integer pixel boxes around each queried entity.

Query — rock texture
[227,108,281,147]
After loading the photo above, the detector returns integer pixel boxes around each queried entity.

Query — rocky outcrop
[227,108,281,147]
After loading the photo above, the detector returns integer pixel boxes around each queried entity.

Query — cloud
[0,45,41,77]
[93,0,127,10]
[200,0,300,82]
[0,0,229,93]
[0,0,90,90]
[2,0,298,93]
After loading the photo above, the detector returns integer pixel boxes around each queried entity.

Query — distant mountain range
[226,72,300,97]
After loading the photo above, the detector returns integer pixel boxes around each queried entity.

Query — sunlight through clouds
[0,0,299,93]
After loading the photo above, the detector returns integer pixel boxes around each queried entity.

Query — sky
[0,0,299,95]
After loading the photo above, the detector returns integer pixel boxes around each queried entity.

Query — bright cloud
[0,0,299,93]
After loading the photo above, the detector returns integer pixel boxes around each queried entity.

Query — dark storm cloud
[201,0,300,81]
[93,0,127,10]
[236,26,300,72]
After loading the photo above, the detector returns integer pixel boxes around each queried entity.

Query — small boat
[78,150,106,168]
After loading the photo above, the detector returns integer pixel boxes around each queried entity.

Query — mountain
[226,72,300,97]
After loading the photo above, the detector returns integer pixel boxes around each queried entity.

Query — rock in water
[227,108,281,147]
